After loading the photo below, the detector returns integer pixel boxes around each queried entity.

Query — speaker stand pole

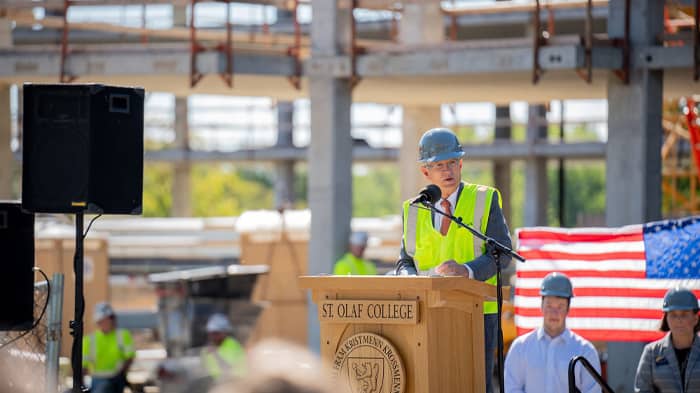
[71,212,87,393]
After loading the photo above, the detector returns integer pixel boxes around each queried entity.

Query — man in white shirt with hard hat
[201,313,246,380]
[83,302,135,393]
[505,272,601,393]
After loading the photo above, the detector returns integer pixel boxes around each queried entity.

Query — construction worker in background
[201,313,246,381]
[504,272,601,393]
[634,287,700,393]
[83,302,135,393]
[396,127,512,393]
[333,231,377,275]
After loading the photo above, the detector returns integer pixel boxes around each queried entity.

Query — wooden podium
[299,276,496,393]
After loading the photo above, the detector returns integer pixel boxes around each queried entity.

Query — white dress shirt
[505,327,601,393]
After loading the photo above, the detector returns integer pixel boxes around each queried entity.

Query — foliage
[142,163,275,217]
[548,162,606,227]
[352,164,400,217]
[191,163,273,217]
[142,163,173,217]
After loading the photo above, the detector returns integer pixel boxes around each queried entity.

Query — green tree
[142,163,173,217]
[352,164,400,217]
[191,163,274,216]
[548,162,606,227]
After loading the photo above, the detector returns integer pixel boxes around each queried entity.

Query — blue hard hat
[662,287,699,312]
[540,272,574,299]
[418,128,465,163]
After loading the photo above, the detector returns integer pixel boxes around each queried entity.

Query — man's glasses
[423,159,460,171]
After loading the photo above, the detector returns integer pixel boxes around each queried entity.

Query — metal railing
[568,355,615,393]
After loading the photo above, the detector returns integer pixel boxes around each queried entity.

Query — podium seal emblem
[332,332,406,393]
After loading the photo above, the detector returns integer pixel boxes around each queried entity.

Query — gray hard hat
[662,287,699,312]
[540,272,574,299]
[418,128,465,163]
[206,313,233,333]
[349,231,368,246]
[93,302,115,322]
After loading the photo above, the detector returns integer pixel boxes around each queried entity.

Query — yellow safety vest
[403,182,500,314]
[201,337,246,379]
[333,253,377,275]
[82,329,135,378]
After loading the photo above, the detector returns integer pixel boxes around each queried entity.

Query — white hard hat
[93,302,115,322]
[206,313,233,333]
[349,231,368,246]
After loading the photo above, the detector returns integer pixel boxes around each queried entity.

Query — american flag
[514,216,700,342]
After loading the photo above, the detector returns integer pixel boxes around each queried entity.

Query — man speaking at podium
[395,128,513,393]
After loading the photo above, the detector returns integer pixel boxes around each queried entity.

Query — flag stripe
[517,259,645,272]
[515,287,700,298]
[515,277,700,289]
[516,327,664,342]
[519,250,646,261]
[514,306,663,319]
[519,242,645,254]
[515,295,663,309]
[515,316,662,331]
[517,270,646,279]
[517,231,644,243]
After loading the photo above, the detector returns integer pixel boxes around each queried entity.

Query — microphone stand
[416,200,525,393]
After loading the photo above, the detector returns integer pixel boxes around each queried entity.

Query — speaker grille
[23,86,90,213]
[22,84,143,215]
[0,202,34,331]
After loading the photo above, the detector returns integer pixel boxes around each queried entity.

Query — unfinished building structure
[0,0,697,390]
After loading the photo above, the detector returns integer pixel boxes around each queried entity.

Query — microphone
[410,184,442,205]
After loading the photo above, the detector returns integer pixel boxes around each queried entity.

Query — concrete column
[308,1,353,350]
[493,105,512,225]
[605,1,663,391]
[398,1,443,202]
[172,4,187,27]
[398,1,444,44]
[171,96,191,217]
[400,106,440,201]
[275,101,295,208]
[0,84,12,199]
[0,19,12,49]
[524,104,548,226]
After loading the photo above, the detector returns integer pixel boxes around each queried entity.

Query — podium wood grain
[300,276,495,393]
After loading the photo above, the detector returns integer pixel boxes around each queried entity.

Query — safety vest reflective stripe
[89,334,96,363]
[202,337,246,379]
[472,185,489,254]
[405,204,419,257]
[207,351,231,377]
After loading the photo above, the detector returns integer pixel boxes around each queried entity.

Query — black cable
[0,267,51,351]
[83,214,102,239]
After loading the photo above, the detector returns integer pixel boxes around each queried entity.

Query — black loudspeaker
[22,83,144,214]
[0,201,34,331]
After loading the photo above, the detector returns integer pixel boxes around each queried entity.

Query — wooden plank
[299,275,497,299]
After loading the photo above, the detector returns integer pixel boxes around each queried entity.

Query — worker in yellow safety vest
[333,231,377,275]
[201,313,246,380]
[83,302,135,393]
[395,128,513,393]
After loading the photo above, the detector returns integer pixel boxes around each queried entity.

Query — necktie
[440,199,451,236]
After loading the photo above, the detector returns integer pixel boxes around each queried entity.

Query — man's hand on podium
[434,260,469,277]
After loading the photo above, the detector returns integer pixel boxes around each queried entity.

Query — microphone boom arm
[418,200,525,263]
